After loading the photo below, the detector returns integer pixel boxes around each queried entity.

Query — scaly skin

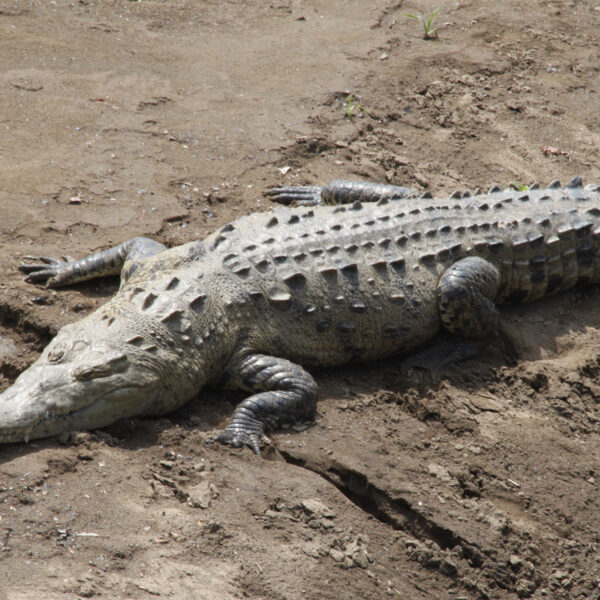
[1,177,599,452]
[264,180,415,206]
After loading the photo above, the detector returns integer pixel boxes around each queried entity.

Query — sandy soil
[0,1,599,598]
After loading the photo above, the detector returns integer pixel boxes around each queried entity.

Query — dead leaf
[541,145,568,156]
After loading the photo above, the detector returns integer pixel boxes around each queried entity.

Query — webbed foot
[264,185,323,206]
[19,256,76,287]
[214,423,271,455]
[212,353,318,455]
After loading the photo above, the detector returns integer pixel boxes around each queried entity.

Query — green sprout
[509,182,529,191]
[343,93,370,118]
[406,7,439,40]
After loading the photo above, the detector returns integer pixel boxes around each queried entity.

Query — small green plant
[343,93,370,118]
[406,7,439,40]
[509,182,529,191]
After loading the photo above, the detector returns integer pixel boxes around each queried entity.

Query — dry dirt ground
[0,1,599,598]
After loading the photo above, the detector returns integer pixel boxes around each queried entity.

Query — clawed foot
[264,185,323,206]
[19,256,75,287]
[213,425,271,455]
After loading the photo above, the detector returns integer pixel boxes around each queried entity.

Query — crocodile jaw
[0,298,209,444]
[0,359,156,443]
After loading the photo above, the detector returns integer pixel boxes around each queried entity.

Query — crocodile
[1,177,599,452]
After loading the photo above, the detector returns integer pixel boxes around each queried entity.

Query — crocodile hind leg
[437,256,501,339]
[215,353,318,454]
[265,180,416,206]
[409,257,503,372]
[19,236,166,288]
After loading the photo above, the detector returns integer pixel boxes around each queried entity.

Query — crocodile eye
[73,366,97,381]
[72,354,129,381]
[47,348,64,363]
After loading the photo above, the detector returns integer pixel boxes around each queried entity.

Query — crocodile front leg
[215,353,318,454]
[19,236,166,288]
[265,180,415,206]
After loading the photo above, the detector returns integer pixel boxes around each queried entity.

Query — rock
[203,520,222,534]
[506,101,524,112]
[77,451,94,462]
[187,481,219,509]
[302,544,323,559]
[439,558,458,577]
[351,548,371,569]
[427,463,452,482]
[329,548,345,562]
[77,582,96,598]
[301,498,335,519]
[344,538,373,569]
[551,382,571,400]
[510,554,523,569]
[516,577,537,597]
[151,480,173,499]
[469,395,501,412]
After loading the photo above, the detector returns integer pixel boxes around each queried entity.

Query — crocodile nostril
[47,349,64,363]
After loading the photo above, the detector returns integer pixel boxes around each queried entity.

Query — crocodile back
[190,181,599,367]
[118,182,600,369]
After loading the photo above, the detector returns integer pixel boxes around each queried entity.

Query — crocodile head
[0,313,180,444]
